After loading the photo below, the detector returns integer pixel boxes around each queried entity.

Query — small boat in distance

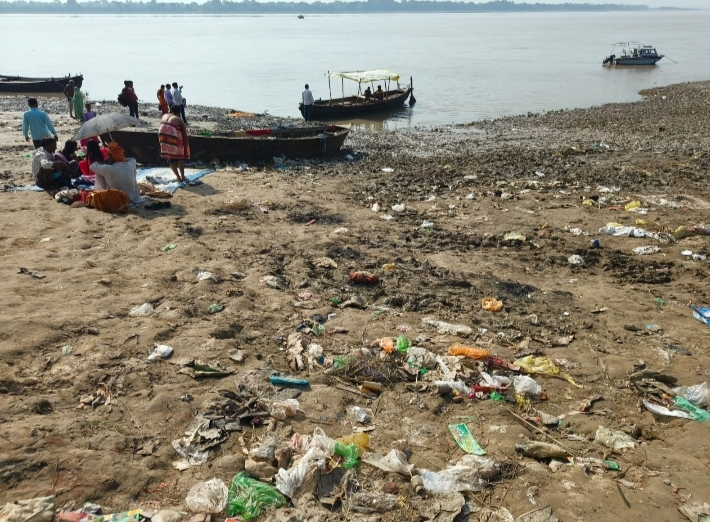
[301,70,414,120]
[298,14,304,19]
[112,125,351,165]
[0,74,83,93]
[603,43,664,66]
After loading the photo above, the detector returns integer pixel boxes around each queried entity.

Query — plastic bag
[396,335,412,353]
[672,382,709,408]
[129,303,154,317]
[350,406,372,424]
[334,442,360,469]
[514,356,559,376]
[249,433,279,461]
[420,455,498,494]
[594,426,636,450]
[309,427,336,454]
[513,375,542,396]
[275,447,327,497]
[269,399,299,420]
[349,492,398,514]
[226,472,286,520]
[675,396,710,422]
[434,380,471,395]
[480,371,512,389]
[422,318,473,336]
[147,344,173,361]
[362,449,414,476]
[185,478,228,513]
[481,297,503,312]
[406,347,438,369]
[288,433,310,454]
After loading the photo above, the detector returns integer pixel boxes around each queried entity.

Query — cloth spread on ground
[89,189,130,214]
[159,120,189,160]
[136,166,213,193]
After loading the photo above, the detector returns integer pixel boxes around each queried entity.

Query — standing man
[171,83,186,124]
[122,80,139,119]
[22,98,58,149]
[164,82,174,109]
[63,80,75,118]
[302,83,314,121]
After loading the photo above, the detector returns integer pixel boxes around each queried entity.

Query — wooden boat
[301,70,414,120]
[0,74,83,93]
[112,124,351,165]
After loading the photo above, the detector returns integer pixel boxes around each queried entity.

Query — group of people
[157,83,187,124]
[364,85,385,102]
[23,93,189,201]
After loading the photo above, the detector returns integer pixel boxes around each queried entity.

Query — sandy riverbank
[1,81,709,522]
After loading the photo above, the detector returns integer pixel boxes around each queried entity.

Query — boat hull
[300,87,412,120]
[112,125,350,165]
[606,57,662,66]
[0,74,83,93]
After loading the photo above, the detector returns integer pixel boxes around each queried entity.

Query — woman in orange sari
[157,85,169,115]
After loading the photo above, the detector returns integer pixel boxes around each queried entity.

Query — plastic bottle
[515,442,570,459]
[336,432,369,454]
[448,343,489,360]
[396,335,412,353]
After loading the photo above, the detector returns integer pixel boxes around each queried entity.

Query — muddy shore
[1,81,709,522]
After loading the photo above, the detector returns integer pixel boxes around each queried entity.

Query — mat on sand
[15,167,214,194]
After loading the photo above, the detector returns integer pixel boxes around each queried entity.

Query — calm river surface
[1,11,709,127]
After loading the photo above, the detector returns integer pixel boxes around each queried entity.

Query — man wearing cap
[89,143,143,204]
[121,80,140,119]
[22,98,58,149]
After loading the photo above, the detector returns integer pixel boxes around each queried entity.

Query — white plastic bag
[420,455,497,493]
[672,382,709,408]
[308,427,336,454]
[185,478,228,513]
[421,318,472,336]
[148,344,173,361]
[129,303,154,317]
[270,399,299,420]
[351,406,372,424]
[275,446,327,497]
[514,375,542,396]
[362,449,414,476]
[349,492,398,513]
[594,426,636,450]
[406,347,438,369]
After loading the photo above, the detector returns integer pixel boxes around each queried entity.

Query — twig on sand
[616,482,631,508]
[51,457,59,493]
[120,399,144,436]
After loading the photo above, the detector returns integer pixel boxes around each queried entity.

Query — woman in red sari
[158,104,190,183]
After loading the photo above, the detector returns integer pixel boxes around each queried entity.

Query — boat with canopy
[603,43,664,66]
[300,69,414,120]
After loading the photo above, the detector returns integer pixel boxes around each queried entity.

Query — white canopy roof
[326,70,400,83]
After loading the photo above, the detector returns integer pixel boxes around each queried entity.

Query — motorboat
[603,43,664,66]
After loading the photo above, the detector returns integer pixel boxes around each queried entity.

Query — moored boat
[112,124,351,165]
[300,70,414,120]
[0,74,83,93]
[603,44,663,66]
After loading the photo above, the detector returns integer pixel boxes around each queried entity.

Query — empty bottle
[448,342,489,360]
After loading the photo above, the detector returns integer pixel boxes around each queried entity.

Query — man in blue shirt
[22,98,58,149]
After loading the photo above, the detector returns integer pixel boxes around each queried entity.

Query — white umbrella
[72,113,147,141]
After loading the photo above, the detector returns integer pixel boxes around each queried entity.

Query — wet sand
[1,81,709,521]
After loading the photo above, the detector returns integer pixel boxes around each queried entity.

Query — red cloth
[122,86,138,103]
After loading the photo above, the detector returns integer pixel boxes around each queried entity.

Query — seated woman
[54,139,80,178]
[89,142,144,205]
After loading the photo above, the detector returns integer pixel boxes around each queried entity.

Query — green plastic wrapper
[226,472,286,521]
[396,335,412,353]
[208,304,224,314]
[675,396,710,422]
[489,391,506,401]
[334,441,360,468]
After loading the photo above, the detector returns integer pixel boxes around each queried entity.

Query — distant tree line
[0,0,651,14]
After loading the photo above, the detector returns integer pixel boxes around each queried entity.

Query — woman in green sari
[72,89,85,121]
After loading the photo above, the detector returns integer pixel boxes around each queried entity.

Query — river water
[1,11,708,127]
